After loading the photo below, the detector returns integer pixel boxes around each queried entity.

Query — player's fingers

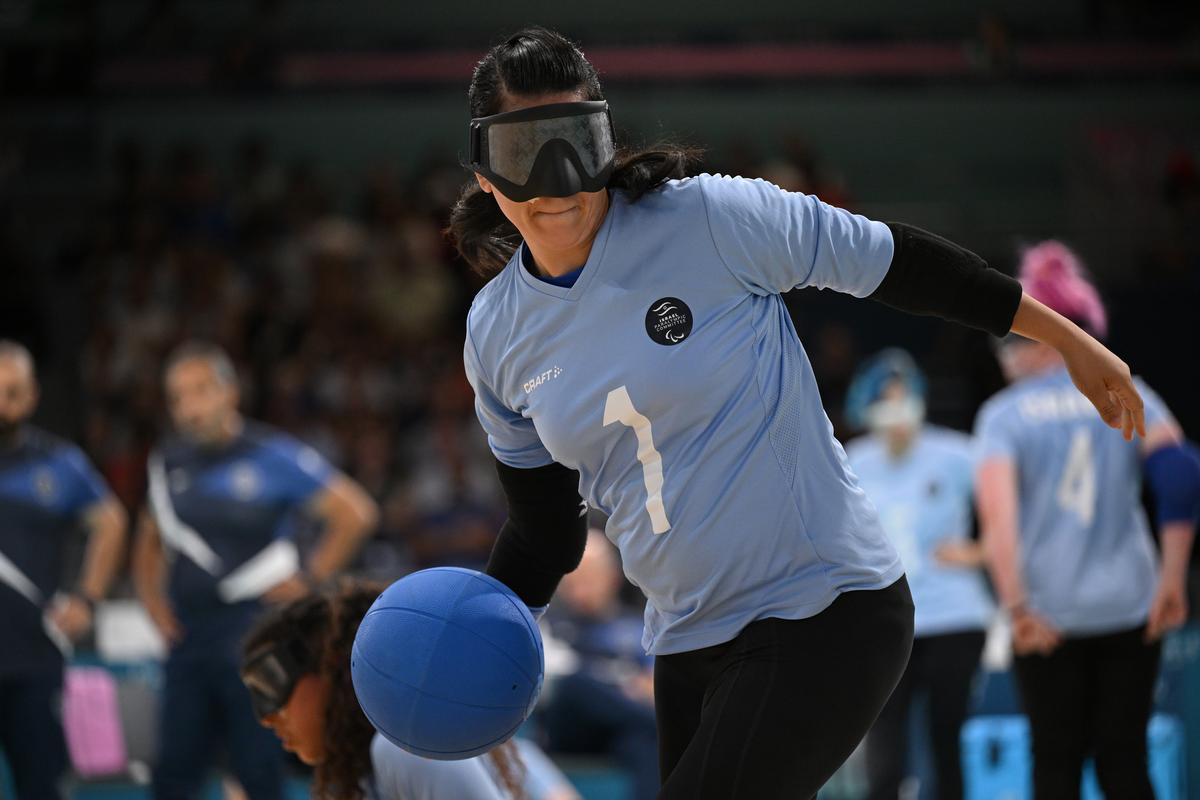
[1146,600,1167,641]
[1121,405,1134,442]
[1083,384,1123,429]
[1109,372,1146,438]
[1168,599,1186,629]
[1145,613,1161,642]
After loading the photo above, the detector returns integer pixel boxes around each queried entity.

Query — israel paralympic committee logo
[645,297,693,346]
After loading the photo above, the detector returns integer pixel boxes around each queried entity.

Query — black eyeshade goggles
[468,100,615,202]
[240,637,314,720]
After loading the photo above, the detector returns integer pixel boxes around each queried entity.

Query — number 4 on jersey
[1057,427,1097,526]
[604,385,672,534]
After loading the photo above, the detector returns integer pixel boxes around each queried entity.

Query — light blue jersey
[465,173,903,655]
[846,427,994,637]
[370,734,503,800]
[974,367,1174,635]
[369,735,572,800]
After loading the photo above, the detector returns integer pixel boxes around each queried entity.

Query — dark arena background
[1,1,1199,798]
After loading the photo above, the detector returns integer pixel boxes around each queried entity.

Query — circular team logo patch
[645,297,693,346]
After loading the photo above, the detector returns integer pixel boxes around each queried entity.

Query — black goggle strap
[241,637,312,719]
[469,121,483,167]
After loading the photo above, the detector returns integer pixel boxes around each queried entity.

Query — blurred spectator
[131,341,378,799]
[540,530,658,800]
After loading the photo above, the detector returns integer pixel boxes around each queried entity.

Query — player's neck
[0,422,26,451]
[885,436,915,461]
[205,414,244,447]
[526,239,593,278]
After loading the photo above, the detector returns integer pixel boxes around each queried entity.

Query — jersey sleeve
[58,446,111,516]
[464,326,555,469]
[266,436,334,504]
[973,399,1021,464]
[696,173,895,298]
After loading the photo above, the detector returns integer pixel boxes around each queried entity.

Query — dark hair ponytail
[447,27,702,276]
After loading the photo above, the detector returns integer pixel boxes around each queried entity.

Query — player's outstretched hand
[1060,335,1145,442]
[1011,294,1145,441]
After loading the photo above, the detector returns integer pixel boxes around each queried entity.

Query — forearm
[984,525,1026,609]
[308,482,378,581]
[488,520,580,609]
[977,459,1025,608]
[77,499,128,600]
[307,522,371,582]
[1009,293,1087,350]
[131,526,165,604]
[1159,522,1195,586]
[487,459,587,608]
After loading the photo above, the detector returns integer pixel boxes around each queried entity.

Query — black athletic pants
[1013,625,1161,800]
[653,576,915,799]
[0,670,67,800]
[865,629,986,800]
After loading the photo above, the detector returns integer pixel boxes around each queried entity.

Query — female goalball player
[450,28,1148,799]
[976,241,1199,799]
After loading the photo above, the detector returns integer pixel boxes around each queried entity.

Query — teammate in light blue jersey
[448,29,1149,799]
[975,241,1199,799]
[846,350,993,800]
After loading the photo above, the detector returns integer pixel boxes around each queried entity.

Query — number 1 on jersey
[604,385,671,534]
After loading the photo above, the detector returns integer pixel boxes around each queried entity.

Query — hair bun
[1018,240,1108,338]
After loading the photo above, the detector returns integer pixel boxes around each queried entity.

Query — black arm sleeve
[868,222,1023,338]
[485,458,588,609]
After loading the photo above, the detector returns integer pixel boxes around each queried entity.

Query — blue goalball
[350,567,544,760]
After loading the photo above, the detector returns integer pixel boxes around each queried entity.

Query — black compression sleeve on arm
[869,222,1023,338]
[486,459,588,609]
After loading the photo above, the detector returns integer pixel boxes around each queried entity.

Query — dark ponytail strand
[447,182,522,278]
[609,143,704,202]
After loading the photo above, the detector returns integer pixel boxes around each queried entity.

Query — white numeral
[603,386,671,534]
[1057,427,1097,526]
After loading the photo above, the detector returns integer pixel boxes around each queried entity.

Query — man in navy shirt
[131,341,378,800]
[0,340,127,799]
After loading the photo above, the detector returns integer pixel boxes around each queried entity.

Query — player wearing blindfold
[240,581,579,800]
[446,27,1149,799]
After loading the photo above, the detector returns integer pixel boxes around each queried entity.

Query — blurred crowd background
[2,0,1199,797]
